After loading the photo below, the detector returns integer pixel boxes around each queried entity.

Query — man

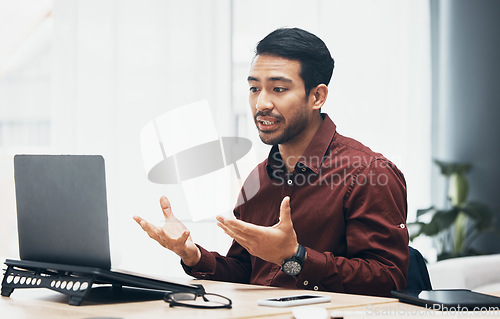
[134,27,409,297]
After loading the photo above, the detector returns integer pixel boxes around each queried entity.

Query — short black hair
[255,27,335,95]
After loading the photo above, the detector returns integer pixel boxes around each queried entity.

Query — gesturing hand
[216,196,299,265]
[133,196,201,267]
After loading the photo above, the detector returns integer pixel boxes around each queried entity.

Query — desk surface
[2,278,500,319]
[0,278,396,319]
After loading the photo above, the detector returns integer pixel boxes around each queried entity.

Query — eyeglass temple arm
[192,284,206,296]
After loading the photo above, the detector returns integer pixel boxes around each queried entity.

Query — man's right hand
[133,196,201,267]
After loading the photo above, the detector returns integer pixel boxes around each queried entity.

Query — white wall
[45,0,233,280]
[1,0,433,276]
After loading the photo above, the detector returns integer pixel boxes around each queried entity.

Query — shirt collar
[266,113,337,176]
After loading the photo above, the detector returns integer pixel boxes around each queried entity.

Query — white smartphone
[257,294,331,307]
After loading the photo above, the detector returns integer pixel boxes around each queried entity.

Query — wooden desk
[3,276,499,318]
[330,292,500,319]
[0,279,395,319]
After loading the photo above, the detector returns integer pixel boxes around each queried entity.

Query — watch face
[283,260,301,276]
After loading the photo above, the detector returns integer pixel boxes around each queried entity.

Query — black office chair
[406,246,432,290]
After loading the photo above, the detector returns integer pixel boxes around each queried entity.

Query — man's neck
[278,115,323,172]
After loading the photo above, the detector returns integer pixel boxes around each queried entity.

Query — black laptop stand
[1,259,205,306]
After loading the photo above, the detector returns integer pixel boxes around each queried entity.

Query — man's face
[248,54,311,146]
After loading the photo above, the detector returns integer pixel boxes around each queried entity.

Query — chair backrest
[406,246,432,290]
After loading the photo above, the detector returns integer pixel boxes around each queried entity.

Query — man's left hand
[216,196,299,265]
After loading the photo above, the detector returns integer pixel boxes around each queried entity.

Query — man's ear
[310,84,328,110]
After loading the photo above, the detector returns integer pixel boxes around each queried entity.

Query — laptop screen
[14,155,111,269]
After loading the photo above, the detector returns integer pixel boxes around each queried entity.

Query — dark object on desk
[2,259,204,306]
[165,291,232,309]
[392,289,500,310]
[406,246,432,290]
[1,155,209,306]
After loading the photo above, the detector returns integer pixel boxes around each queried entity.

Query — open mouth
[256,117,281,131]
[259,119,276,125]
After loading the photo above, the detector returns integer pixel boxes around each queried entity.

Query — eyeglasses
[164,292,232,309]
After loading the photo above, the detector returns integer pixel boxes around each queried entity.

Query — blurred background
[0,0,499,280]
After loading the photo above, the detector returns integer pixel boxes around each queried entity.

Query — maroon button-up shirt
[183,114,409,297]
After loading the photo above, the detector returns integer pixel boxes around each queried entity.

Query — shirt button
[400,223,406,229]
[287,179,293,185]
[301,167,306,172]
[303,280,309,286]
[313,286,319,291]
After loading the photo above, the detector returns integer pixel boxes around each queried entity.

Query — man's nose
[255,91,273,112]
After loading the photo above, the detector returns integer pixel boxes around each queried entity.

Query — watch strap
[294,244,306,263]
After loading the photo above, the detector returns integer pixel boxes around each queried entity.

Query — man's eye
[274,87,287,93]
[249,87,259,93]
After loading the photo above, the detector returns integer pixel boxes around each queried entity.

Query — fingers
[133,215,142,224]
[216,215,261,249]
[216,217,237,239]
[271,196,292,228]
[134,214,191,251]
[217,216,257,237]
[134,197,197,260]
[279,196,291,223]
[160,228,190,247]
[160,195,174,219]
[179,230,190,244]
[217,196,293,239]
[217,219,252,252]
[134,216,162,242]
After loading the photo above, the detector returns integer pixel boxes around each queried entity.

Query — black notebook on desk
[392,289,500,311]
[2,154,203,305]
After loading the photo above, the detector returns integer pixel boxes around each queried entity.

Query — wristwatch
[281,244,306,276]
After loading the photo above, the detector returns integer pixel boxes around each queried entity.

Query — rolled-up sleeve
[295,160,409,297]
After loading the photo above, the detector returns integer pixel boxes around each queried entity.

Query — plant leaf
[416,206,435,218]
[461,201,496,230]
[408,222,424,241]
[431,207,460,230]
[433,159,472,177]
[434,159,455,177]
[408,208,459,238]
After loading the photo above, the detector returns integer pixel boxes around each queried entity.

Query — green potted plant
[409,159,499,261]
